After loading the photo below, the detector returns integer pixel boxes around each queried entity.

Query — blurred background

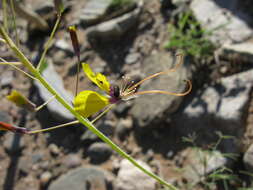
[0,0,253,189]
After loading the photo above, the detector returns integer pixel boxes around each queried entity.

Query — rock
[81,130,99,142]
[79,0,114,25]
[34,1,54,15]
[243,144,253,173]
[63,154,81,168]
[0,110,12,123]
[40,171,52,185]
[176,68,253,141]
[19,157,32,176]
[0,71,14,87]
[96,120,115,137]
[48,166,113,190]
[87,142,113,164]
[115,159,156,190]
[190,0,253,44]
[125,52,141,65]
[55,39,73,53]
[181,148,227,185]
[31,153,43,164]
[4,133,25,154]
[81,120,114,143]
[34,61,75,121]
[86,4,142,41]
[49,144,60,156]
[220,42,253,63]
[115,117,133,140]
[130,52,191,128]
[113,101,132,116]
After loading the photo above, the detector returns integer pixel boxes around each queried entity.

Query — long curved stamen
[132,79,192,97]
[128,53,183,91]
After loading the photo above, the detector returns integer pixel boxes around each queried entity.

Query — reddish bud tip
[68,25,80,60]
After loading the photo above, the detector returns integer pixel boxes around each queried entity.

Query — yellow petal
[82,63,110,93]
[73,90,109,118]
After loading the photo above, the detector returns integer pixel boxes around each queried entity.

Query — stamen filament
[128,53,184,91]
[132,79,192,97]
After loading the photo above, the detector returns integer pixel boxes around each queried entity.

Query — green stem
[36,14,61,71]
[0,26,178,190]
[2,0,8,32]
[10,0,19,46]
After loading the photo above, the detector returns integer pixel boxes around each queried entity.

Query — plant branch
[0,26,178,190]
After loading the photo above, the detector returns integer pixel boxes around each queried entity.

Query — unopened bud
[0,121,29,134]
[6,90,36,111]
[68,25,80,61]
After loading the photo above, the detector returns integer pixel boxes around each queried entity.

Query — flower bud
[6,90,36,111]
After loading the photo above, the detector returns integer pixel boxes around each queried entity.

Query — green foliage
[165,11,215,60]
[181,132,241,190]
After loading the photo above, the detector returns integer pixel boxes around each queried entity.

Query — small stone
[221,42,253,63]
[219,65,228,74]
[243,144,253,173]
[49,144,60,156]
[125,53,140,65]
[0,71,13,87]
[86,5,142,41]
[115,159,156,190]
[32,153,43,164]
[40,171,52,185]
[113,102,132,116]
[79,0,114,25]
[19,157,31,176]
[96,120,115,137]
[0,110,12,123]
[166,150,174,159]
[4,133,25,154]
[48,166,112,190]
[115,118,133,140]
[34,60,75,121]
[63,154,81,168]
[55,39,72,52]
[87,142,113,164]
[81,130,99,142]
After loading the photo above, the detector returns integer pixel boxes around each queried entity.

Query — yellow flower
[74,54,192,118]
[73,64,111,118]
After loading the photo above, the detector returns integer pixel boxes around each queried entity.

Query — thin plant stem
[36,14,61,71]
[28,120,79,134]
[10,0,19,46]
[91,104,115,124]
[35,95,56,111]
[0,58,37,80]
[0,61,21,65]
[0,26,178,190]
[75,59,80,96]
[2,0,8,32]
